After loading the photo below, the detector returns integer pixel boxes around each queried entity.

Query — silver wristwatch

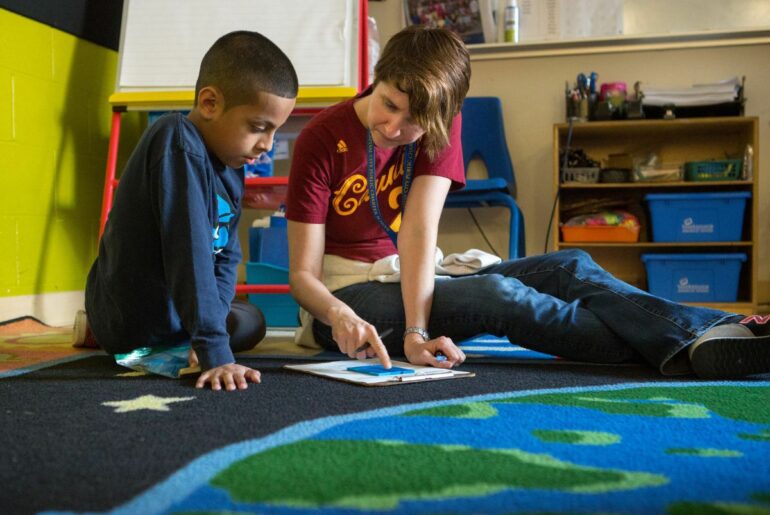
[403,326,430,341]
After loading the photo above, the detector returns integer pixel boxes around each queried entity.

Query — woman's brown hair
[374,25,471,160]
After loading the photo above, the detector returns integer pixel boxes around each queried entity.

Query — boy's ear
[196,86,222,119]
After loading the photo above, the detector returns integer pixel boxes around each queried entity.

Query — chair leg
[517,206,526,258]
[508,205,519,260]
[505,204,526,259]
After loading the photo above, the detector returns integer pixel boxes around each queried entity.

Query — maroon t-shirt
[286,94,465,263]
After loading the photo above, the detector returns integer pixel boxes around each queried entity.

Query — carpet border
[0,352,103,379]
[0,315,50,327]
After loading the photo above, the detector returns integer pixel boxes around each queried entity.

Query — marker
[354,327,394,353]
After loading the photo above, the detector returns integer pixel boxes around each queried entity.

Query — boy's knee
[227,301,266,352]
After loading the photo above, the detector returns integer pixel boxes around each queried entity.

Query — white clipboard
[284,359,475,387]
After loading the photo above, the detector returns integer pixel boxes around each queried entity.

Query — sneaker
[689,322,770,378]
[736,314,770,336]
[71,310,99,348]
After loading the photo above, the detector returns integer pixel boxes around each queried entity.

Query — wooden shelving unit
[553,117,759,314]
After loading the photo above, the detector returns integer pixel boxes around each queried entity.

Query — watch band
[403,326,430,341]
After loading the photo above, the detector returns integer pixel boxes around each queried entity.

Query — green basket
[684,159,742,181]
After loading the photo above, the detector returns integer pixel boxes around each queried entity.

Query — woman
[285,25,770,379]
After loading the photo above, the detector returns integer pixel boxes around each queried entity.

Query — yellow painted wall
[0,8,141,299]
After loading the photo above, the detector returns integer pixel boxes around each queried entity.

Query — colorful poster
[404,0,496,44]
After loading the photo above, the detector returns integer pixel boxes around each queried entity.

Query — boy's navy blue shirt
[86,113,243,370]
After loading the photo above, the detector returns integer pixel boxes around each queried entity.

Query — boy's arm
[213,208,242,311]
[155,151,235,370]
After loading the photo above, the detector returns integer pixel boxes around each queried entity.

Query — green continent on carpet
[212,439,666,509]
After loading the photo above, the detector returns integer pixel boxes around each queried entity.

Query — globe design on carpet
[166,384,770,514]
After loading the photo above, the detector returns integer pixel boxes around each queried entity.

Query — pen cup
[565,95,580,121]
[579,97,589,121]
[566,95,588,122]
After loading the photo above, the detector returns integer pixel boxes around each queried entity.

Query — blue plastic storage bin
[644,191,750,242]
[641,253,746,302]
[245,262,298,327]
[249,215,288,268]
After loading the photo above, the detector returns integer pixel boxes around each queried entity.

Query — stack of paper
[642,77,741,107]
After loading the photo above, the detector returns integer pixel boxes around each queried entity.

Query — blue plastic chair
[445,97,526,259]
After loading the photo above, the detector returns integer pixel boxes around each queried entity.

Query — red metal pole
[236,284,291,295]
[359,0,369,91]
[99,110,122,237]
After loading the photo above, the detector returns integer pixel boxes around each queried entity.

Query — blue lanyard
[367,130,416,246]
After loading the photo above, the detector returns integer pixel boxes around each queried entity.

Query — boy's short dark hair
[195,30,299,109]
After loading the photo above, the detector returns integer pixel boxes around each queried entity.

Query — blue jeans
[313,250,736,375]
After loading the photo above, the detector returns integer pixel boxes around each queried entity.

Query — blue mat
[457,334,557,361]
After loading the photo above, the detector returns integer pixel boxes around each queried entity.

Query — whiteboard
[116,0,359,92]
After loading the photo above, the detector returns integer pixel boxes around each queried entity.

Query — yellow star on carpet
[102,394,195,413]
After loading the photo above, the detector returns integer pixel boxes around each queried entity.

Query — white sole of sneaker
[71,310,88,346]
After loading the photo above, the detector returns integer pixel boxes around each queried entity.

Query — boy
[81,31,297,391]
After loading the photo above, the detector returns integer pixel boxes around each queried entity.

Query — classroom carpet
[1,319,769,514]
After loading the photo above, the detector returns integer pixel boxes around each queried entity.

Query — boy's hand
[195,363,261,391]
[188,348,199,368]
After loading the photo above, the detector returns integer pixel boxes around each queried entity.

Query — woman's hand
[329,306,392,368]
[195,363,261,391]
[404,335,466,368]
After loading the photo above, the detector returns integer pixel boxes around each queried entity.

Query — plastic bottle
[504,0,519,43]
[742,144,753,180]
